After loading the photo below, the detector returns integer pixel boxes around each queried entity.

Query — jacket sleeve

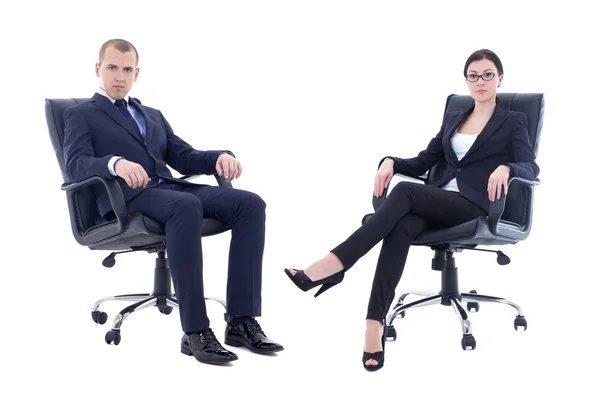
[378,114,447,177]
[506,113,540,180]
[63,106,116,181]
[161,111,234,175]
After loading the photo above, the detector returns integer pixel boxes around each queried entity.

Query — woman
[285,49,540,371]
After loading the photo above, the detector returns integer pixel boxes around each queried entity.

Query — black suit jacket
[381,104,540,213]
[63,92,233,217]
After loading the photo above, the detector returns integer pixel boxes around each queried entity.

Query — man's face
[95,46,139,100]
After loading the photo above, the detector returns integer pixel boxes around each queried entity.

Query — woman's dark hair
[464,49,504,106]
[463,48,503,77]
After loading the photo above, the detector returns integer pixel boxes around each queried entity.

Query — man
[63,38,283,365]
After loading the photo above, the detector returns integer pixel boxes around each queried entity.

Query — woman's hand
[374,158,395,197]
[488,165,511,202]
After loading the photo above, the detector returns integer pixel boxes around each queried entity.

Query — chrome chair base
[385,289,528,350]
[92,293,226,345]
[88,249,228,346]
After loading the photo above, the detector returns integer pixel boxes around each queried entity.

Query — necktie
[114,99,143,140]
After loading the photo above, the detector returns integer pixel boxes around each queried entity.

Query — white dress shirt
[441,131,478,192]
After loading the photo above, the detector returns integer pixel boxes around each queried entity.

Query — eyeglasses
[465,72,501,82]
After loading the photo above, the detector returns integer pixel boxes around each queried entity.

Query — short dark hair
[99,39,139,66]
[463,49,503,77]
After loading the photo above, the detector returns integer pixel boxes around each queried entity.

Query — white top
[441,131,478,192]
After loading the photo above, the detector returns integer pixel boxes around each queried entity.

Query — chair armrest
[61,176,128,246]
[372,172,427,211]
[488,177,540,235]
[181,174,234,189]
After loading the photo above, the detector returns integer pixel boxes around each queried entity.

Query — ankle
[326,253,344,272]
[226,315,253,326]
[304,256,340,281]
[185,327,210,336]
[366,319,384,330]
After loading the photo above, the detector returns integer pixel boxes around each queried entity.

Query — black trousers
[331,181,487,322]
[127,182,266,333]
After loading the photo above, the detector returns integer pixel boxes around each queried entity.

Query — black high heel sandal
[284,268,345,297]
[362,322,387,372]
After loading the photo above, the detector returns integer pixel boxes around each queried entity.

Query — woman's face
[465,59,503,103]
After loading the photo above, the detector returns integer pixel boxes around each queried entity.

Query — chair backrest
[429,93,544,228]
[45,98,89,181]
[443,93,544,154]
[45,98,104,228]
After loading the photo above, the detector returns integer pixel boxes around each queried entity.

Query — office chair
[362,93,544,350]
[45,98,231,346]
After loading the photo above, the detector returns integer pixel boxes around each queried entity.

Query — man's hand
[115,159,151,189]
[488,165,511,202]
[374,158,394,197]
[216,153,242,182]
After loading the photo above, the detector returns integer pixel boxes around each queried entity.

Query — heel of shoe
[313,271,345,297]
[181,345,193,356]
[224,337,243,348]
[314,281,338,297]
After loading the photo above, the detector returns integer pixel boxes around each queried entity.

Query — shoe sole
[181,344,238,364]
[224,337,284,354]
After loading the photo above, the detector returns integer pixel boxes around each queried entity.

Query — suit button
[456,168,461,172]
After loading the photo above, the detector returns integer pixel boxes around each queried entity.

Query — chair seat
[412,217,519,246]
[361,214,520,248]
[88,213,232,251]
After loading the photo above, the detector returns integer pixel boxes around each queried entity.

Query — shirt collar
[97,87,131,105]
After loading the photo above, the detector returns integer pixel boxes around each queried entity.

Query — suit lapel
[461,105,507,160]
[443,107,472,166]
[91,92,144,145]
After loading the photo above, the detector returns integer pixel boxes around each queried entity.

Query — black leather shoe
[181,327,238,365]
[224,317,284,354]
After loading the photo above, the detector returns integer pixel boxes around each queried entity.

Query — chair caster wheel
[105,329,121,345]
[385,325,397,341]
[514,316,527,331]
[91,311,108,325]
[466,290,479,312]
[159,306,173,315]
[461,334,476,350]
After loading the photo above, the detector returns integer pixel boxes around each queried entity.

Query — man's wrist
[108,156,123,176]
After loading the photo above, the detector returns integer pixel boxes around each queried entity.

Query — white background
[1,0,598,399]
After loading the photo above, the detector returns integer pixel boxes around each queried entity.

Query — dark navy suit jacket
[63,92,232,217]
[381,104,540,213]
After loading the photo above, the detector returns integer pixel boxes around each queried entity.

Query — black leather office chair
[363,93,544,350]
[45,98,231,346]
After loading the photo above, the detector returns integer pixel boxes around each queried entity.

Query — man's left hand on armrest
[216,152,242,182]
